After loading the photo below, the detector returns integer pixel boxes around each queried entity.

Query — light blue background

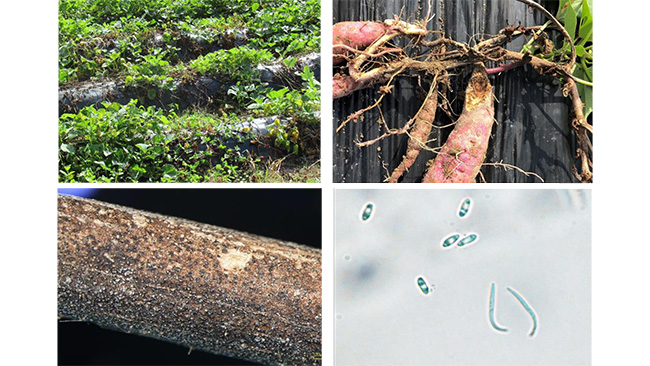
[335,189,591,366]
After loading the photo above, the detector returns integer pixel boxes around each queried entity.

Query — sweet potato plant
[59,0,320,183]
[333,0,592,183]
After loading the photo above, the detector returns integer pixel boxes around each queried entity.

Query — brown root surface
[333,12,592,183]
[387,77,439,183]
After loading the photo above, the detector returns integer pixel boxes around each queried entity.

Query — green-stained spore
[416,277,430,295]
[457,233,478,247]
[506,287,538,337]
[489,282,508,332]
[442,233,461,248]
[361,203,374,222]
[458,197,472,218]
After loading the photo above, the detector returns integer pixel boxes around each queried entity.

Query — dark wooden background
[333,0,581,183]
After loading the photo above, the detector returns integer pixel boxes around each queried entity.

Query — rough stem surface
[57,194,322,365]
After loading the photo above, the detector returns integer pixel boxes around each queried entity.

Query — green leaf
[301,65,314,80]
[60,143,76,153]
[162,164,178,178]
[135,143,151,151]
[578,0,593,17]
[283,57,297,68]
[563,3,578,41]
[578,0,593,43]
[251,3,260,12]
[268,88,289,99]
[106,102,120,112]
[94,160,110,171]
[147,88,157,100]
[557,0,583,21]
[573,68,593,119]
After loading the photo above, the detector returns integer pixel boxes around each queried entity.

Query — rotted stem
[515,0,576,71]
[565,77,593,182]
[57,194,322,366]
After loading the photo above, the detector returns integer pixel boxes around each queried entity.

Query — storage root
[333,1,592,183]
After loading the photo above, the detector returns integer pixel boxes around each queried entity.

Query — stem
[514,0,576,70]
[58,194,322,366]
[485,59,528,75]
[572,76,593,87]
[520,20,551,53]
[570,63,593,86]
[580,57,592,82]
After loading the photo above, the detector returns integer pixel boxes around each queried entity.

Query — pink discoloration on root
[387,81,439,183]
[486,59,527,75]
[333,22,389,65]
[422,64,495,183]
[333,73,389,99]
[333,74,359,99]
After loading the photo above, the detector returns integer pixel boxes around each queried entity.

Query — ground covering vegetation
[59,0,320,182]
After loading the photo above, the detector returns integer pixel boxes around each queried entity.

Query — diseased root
[333,1,592,183]
[421,63,495,183]
[387,76,440,183]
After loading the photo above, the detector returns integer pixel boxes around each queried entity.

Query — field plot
[58,0,320,182]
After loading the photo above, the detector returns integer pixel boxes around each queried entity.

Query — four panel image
[57,0,592,365]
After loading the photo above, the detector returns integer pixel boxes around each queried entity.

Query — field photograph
[58,0,320,182]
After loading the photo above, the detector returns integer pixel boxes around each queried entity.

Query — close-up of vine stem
[58,194,322,365]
